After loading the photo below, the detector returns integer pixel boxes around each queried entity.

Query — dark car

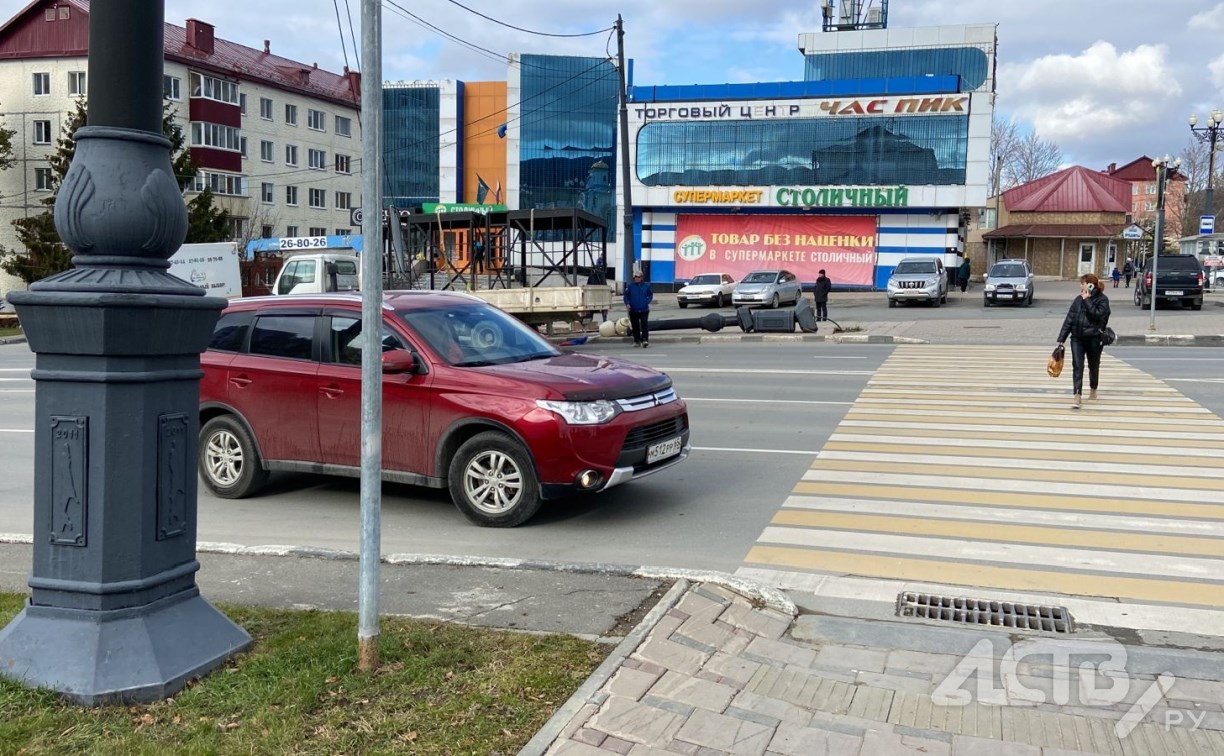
[1134,255,1204,310]
[198,292,690,527]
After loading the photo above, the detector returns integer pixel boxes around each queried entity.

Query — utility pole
[358,0,384,672]
[615,15,635,283]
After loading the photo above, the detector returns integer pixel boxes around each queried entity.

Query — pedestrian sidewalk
[528,581,1224,755]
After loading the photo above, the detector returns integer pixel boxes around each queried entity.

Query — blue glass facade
[637,115,968,187]
[519,54,619,240]
[804,47,991,92]
[383,85,440,208]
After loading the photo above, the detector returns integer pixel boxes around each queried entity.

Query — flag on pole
[493,179,502,204]
[476,174,490,205]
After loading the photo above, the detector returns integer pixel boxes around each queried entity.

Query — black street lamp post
[0,1,250,704]
[1189,108,1222,229]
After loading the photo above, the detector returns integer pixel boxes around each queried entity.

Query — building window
[285,144,298,166]
[32,72,50,96]
[261,225,274,238]
[189,72,239,105]
[307,109,326,131]
[335,154,351,174]
[239,93,247,115]
[335,115,352,137]
[284,104,298,126]
[190,122,242,152]
[335,191,352,210]
[335,228,350,236]
[1146,183,1156,195]
[59,6,69,19]
[1145,201,1155,211]
[1131,184,1138,195]
[35,167,53,191]
[308,148,326,170]
[260,97,273,120]
[192,171,247,197]
[230,217,247,241]
[33,120,53,145]
[286,186,299,206]
[286,225,299,237]
[68,71,86,97]
[309,227,327,237]
[309,188,326,208]
[163,75,181,100]
[260,140,274,162]
[240,137,248,158]
[261,182,274,203]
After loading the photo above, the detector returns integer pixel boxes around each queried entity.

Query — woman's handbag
[1047,344,1065,378]
[1101,326,1116,346]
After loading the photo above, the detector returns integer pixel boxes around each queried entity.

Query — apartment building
[0,0,363,299]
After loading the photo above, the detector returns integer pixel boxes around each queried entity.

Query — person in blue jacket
[623,271,654,348]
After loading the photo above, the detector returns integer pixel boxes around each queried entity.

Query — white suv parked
[886,257,948,307]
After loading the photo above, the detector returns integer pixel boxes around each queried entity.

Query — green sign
[422,203,508,215]
[775,186,910,209]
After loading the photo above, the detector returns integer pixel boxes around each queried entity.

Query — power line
[440,0,613,38]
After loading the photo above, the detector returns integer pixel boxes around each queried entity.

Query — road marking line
[809,458,1224,489]
[814,450,1224,479]
[684,397,854,406]
[659,367,874,375]
[827,434,1224,458]
[769,510,1224,557]
[742,545,1224,608]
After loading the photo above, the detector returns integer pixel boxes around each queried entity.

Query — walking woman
[1056,273,1111,409]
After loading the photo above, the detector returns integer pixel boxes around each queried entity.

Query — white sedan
[677,272,736,308]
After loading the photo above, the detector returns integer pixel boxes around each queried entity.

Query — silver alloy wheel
[462,449,525,516]
[205,428,244,487]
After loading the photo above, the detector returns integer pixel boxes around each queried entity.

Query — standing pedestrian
[1123,259,1134,288]
[1112,266,1121,288]
[623,270,653,348]
[958,257,971,292]
[1056,273,1111,409]
[813,269,832,321]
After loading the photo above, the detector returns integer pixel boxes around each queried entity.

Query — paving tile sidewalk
[527,581,1224,756]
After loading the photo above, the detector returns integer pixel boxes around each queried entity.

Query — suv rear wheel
[449,431,542,527]
[199,416,269,498]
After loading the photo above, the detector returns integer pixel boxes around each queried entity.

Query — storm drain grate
[896,592,1073,634]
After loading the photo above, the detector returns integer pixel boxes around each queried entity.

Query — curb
[0,532,797,619]
[0,335,26,346]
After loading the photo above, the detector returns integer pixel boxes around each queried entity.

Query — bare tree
[1178,137,1224,221]
[989,114,1021,194]
[215,196,281,256]
[1004,130,1064,188]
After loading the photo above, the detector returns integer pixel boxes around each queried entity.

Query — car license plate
[647,436,682,464]
[997,292,1012,298]
[1166,290,1183,296]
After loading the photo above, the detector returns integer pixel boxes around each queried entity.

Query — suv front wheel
[199,415,269,499]
[448,431,542,527]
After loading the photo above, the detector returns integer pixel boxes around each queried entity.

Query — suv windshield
[689,274,721,285]
[895,261,936,275]
[398,302,559,367]
[989,263,1027,278]
[743,272,778,283]
[1150,256,1201,271]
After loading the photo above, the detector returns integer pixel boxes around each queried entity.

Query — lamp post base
[0,588,250,706]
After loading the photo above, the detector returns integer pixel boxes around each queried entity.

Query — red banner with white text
[674,214,877,286]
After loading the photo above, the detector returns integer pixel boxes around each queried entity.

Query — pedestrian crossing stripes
[736,345,1224,635]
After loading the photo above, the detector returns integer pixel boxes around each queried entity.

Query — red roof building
[1103,156,1187,240]
[0,0,364,299]
[976,166,1135,279]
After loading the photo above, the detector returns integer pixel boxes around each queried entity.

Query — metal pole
[358,0,383,671]
[1206,129,1217,225]
[1149,160,1167,332]
[615,15,635,283]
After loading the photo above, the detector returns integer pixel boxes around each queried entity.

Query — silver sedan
[732,269,803,309]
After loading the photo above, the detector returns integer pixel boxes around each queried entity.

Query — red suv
[198,292,690,526]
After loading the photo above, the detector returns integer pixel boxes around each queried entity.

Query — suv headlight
[536,399,620,425]
[927,278,939,288]
[984,282,996,292]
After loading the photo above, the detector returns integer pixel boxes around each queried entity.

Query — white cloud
[1189,2,1224,31]
[1209,53,1224,91]
[998,41,1181,144]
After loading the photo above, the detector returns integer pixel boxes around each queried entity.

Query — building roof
[1002,165,1131,213]
[983,223,1127,240]
[1104,156,1187,183]
[0,0,360,108]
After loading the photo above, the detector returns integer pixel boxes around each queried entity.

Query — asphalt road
[2,336,1223,577]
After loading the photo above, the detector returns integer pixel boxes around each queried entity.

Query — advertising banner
[674,215,877,285]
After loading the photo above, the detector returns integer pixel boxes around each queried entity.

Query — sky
[8,0,1223,173]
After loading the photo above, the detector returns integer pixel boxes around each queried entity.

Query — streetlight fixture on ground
[1189,108,1222,228]
[1150,155,1181,332]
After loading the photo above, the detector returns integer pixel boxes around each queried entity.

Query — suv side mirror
[381,349,418,374]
